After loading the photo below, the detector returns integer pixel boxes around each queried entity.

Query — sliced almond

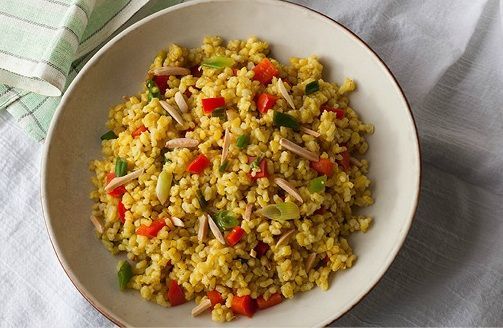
[174,91,188,113]
[165,217,175,229]
[221,128,231,165]
[171,216,185,227]
[207,214,226,244]
[160,100,185,125]
[279,138,319,162]
[165,138,199,149]
[150,66,191,76]
[191,298,212,317]
[350,157,362,167]
[276,229,296,247]
[243,204,253,221]
[250,248,257,258]
[305,253,316,272]
[104,168,144,192]
[278,78,295,110]
[300,126,320,137]
[90,215,104,234]
[198,215,208,242]
[274,178,303,203]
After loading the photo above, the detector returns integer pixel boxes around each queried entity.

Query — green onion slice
[308,175,327,193]
[236,134,249,149]
[117,260,133,290]
[114,157,128,177]
[100,130,117,140]
[256,201,300,221]
[197,189,207,209]
[201,56,235,69]
[305,81,320,95]
[213,210,239,230]
[156,170,172,205]
[146,79,160,101]
[273,111,300,131]
[212,107,227,120]
[219,160,229,173]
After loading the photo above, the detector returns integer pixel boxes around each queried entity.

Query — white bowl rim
[40,0,422,326]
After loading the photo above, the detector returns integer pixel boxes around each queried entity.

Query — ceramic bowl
[42,0,421,326]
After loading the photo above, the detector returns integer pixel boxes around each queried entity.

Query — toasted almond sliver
[300,126,321,137]
[221,128,231,165]
[279,138,319,162]
[104,168,144,192]
[276,229,296,247]
[274,177,303,203]
[150,66,191,76]
[207,214,226,244]
[250,248,257,258]
[243,204,253,221]
[165,217,175,229]
[171,216,185,227]
[198,215,208,242]
[165,138,199,149]
[90,215,104,234]
[160,100,185,125]
[174,91,188,113]
[278,78,295,110]
[305,253,317,272]
[191,299,212,317]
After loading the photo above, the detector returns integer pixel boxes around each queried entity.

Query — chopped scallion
[114,157,128,177]
[100,130,117,140]
[273,111,300,130]
[236,134,249,149]
[308,175,327,193]
[197,189,207,209]
[213,210,239,230]
[305,81,320,95]
[146,79,160,101]
[212,107,227,120]
[251,157,262,169]
[219,160,229,173]
[256,201,300,221]
[201,56,235,69]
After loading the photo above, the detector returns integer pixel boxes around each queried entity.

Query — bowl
[41,0,421,326]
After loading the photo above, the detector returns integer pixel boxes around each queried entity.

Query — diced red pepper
[152,75,169,95]
[136,218,166,238]
[207,290,224,307]
[232,68,239,76]
[310,158,335,177]
[202,97,225,114]
[256,293,282,310]
[132,125,148,138]
[321,105,345,119]
[186,154,210,174]
[231,295,256,317]
[257,93,278,114]
[190,65,202,77]
[105,172,126,198]
[253,58,279,84]
[254,241,270,258]
[184,89,192,98]
[117,201,126,224]
[226,226,246,246]
[166,280,186,306]
[248,158,269,180]
[339,150,350,171]
[322,255,330,264]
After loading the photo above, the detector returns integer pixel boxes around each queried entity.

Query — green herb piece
[256,201,300,221]
[201,56,235,69]
[308,175,327,193]
[305,81,320,95]
[114,157,128,177]
[212,107,227,120]
[100,130,117,140]
[117,260,133,290]
[236,134,249,149]
[213,210,239,230]
[146,79,160,101]
[219,160,229,173]
[156,170,173,205]
[197,189,207,209]
[251,157,262,169]
[273,111,300,130]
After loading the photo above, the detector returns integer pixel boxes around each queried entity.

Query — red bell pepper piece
[254,241,270,258]
[248,158,268,180]
[256,293,282,310]
[186,154,210,174]
[207,290,224,307]
[132,125,148,138]
[166,280,186,306]
[190,65,202,78]
[322,255,330,264]
[321,105,345,119]
[310,158,335,177]
[339,150,350,171]
[152,75,169,95]
[257,93,278,114]
[105,172,126,198]
[117,201,126,224]
[226,226,246,246]
[136,218,166,238]
[253,58,279,84]
[202,97,225,114]
[231,295,256,317]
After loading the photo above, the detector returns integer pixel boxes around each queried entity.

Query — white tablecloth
[1,0,502,326]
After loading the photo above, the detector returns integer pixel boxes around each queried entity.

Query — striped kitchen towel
[0,0,182,141]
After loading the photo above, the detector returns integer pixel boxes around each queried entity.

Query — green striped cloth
[0,0,182,141]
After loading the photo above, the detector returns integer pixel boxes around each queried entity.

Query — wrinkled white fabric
[1,0,502,326]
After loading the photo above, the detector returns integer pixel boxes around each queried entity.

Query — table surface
[1,0,502,326]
